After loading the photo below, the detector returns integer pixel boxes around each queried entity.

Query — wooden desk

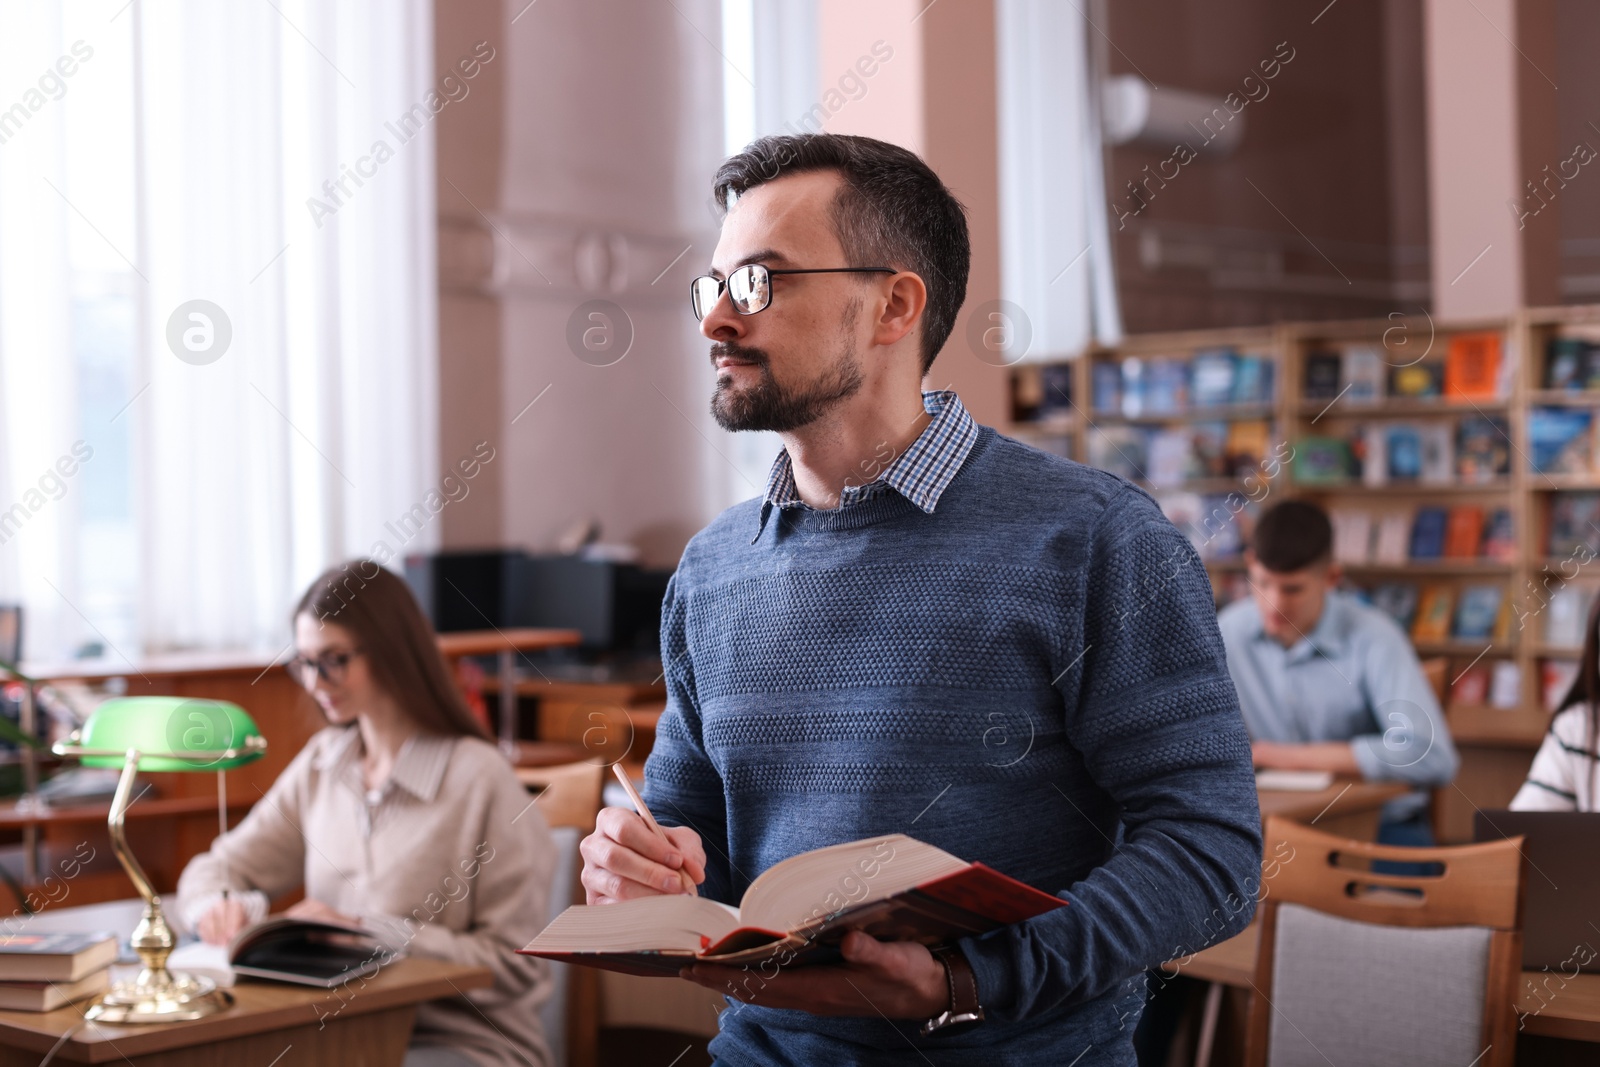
[1256,780,1409,841]
[0,898,494,1065]
[0,956,492,1065]
[1175,922,1600,1043]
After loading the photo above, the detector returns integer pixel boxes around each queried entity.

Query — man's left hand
[679,930,950,1018]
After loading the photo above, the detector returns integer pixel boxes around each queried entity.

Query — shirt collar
[313,727,457,802]
[1251,590,1350,662]
[753,390,980,542]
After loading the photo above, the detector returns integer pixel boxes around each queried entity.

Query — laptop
[1473,810,1600,973]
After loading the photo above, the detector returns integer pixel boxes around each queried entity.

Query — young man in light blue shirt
[1217,499,1459,840]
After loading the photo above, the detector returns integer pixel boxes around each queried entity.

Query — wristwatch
[921,945,986,1036]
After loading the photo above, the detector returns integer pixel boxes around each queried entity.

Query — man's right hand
[580,806,706,904]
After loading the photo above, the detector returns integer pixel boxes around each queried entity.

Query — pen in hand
[611,764,697,895]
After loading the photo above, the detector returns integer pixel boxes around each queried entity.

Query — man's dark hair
[1251,500,1334,573]
[713,133,970,375]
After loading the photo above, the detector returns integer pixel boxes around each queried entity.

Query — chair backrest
[1246,816,1525,1067]
[537,825,581,1067]
[516,761,605,833]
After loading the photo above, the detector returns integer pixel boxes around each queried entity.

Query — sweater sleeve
[641,571,734,904]
[958,486,1263,1022]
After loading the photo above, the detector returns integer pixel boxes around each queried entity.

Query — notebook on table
[1473,810,1600,972]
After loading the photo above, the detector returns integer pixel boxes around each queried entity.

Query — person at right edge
[578,132,1262,1065]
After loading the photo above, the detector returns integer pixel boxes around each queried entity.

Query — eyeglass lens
[692,265,770,321]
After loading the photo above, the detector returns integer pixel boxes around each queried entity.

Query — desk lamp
[51,696,266,1023]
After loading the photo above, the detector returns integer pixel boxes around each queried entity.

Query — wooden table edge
[0,958,493,1061]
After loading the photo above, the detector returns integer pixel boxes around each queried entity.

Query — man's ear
[871,271,927,351]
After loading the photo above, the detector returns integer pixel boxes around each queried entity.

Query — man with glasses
[579,133,1261,1064]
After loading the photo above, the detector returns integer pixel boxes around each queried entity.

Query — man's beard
[709,302,865,432]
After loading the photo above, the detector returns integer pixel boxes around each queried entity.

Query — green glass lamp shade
[71,696,265,771]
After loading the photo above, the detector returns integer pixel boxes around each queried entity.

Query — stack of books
[1090,349,1275,416]
[0,931,118,1011]
[1303,333,1506,406]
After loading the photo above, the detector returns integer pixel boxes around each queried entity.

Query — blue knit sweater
[643,426,1262,1066]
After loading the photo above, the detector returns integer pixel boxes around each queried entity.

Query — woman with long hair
[1512,590,1600,810]
[176,560,555,1067]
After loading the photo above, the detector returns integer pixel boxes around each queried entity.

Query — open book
[520,834,1065,976]
[169,917,386,989]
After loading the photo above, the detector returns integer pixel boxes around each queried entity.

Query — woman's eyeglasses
[286,649,362,687]
[690,263,896,321]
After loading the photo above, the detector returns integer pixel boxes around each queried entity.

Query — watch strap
[921,945,986,1036]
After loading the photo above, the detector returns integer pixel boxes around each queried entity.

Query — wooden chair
[1245,815,1525,1067]
[517,761,604,1067]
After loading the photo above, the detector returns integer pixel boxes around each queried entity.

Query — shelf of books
[1007,306,1600,839]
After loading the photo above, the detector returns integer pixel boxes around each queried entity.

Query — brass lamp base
[84,968,232,1024]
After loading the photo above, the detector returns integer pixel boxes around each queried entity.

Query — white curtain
[0,0,438,662]
[995,0,1121,360]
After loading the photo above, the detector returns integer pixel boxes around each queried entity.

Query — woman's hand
[197,897,252,946]
[285,898,361,928]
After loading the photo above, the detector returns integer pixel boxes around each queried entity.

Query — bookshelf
[1008,305,1600,841]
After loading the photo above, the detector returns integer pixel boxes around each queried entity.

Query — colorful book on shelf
[1419,423,1455,484]
[1369,583,1420,631]
[1091,362,1121,414]
[1451,664,1491,706]
[1443,332,1503,400]
[1087,426,1148,481]
[1293,436,1354,484]
[1119,357,1145,417]
[1489,662,1521,708]
[1543,585,1593,648]
[1145,359,1189,414]
[1543,660,1580,711]
[1373,514,1412,564]
[1452,584,1505,641]
[1303,351,1342,400]
[1546,491,1600,557]
[521,835,1067,977]
[1359,424,1388,486]
[1545,336,1588,391]
[1409,507,1449,560]
[1191,349,1238,407]
[1529,407,1594,474]
[1390,361,1442,398]
[0,932,118,983]
[1342,345,1385,403]
[1232,355,1274,404]
[1411,585,1456,642]
[1443,507,1486,558]
[1481,508,1516,562]
[1146,430,1193,488]
[1455,415,1511,483]
[1386,425,1423,481]
[1330,509,1374,564]
[1191,421,1230,478]
[1225,419,1271,472]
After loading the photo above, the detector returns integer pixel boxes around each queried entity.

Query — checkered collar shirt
[753,389,981,542]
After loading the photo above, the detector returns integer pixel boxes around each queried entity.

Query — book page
[529,893,742,953]
[739,835,969,935]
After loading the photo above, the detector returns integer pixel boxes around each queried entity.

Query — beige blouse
[176,725,555,1067]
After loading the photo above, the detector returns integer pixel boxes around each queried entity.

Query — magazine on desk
[520,834,1066,977]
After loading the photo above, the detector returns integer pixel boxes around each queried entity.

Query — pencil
[611,764,696,894]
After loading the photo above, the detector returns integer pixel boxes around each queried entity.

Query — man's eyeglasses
[286,649,362,687]
[690,264,896,321]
